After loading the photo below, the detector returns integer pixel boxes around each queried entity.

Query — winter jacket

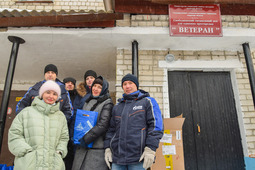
[15,79,73,123]
[8,96,69,170]
[72,76,113,170]
[68,89,78,104]
[104,90,164,165]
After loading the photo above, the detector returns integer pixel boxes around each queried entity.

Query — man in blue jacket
[16,64,73,123]
[104,74,164,170]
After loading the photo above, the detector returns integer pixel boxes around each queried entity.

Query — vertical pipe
[0,36,25,153]
[132,40,139,81]
[103,0,113,12]
[242,42,255,108]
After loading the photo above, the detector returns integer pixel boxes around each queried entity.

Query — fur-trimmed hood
[76,82,88,97]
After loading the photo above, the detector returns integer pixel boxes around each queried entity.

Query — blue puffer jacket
[15,79,73,123]
[104,90,164,165]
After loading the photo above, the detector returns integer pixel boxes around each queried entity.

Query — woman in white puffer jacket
[8,80,69,170]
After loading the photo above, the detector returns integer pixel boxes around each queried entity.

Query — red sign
[169,4,222,37]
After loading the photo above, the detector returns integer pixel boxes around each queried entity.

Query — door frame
[159,59,248,157]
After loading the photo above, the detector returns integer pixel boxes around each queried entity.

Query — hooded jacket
[72,76,113,170]
[104,90,164,165]
[15,78,73,123]
[8,97,69,170]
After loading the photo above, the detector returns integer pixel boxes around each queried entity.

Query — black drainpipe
[242,42,255,108]
[132,40,139,80]
[0,36,25,153]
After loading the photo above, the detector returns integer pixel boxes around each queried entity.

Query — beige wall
[117,14,255,29]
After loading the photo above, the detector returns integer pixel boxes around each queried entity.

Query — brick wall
[0,0,105,12]
[117,14,255,29]
[116,48,255,155]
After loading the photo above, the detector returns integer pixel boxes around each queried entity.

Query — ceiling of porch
[0,26,255,91]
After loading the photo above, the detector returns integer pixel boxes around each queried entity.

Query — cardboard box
[151,118,185,170]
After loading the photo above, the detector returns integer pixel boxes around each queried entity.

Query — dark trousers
[64,140,75,170]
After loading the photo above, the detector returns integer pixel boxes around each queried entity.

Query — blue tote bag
[73,109,98,148]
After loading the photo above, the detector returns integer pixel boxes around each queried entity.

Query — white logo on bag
[133,105,143,110]
[87,120,93,128]
[76,122,84,131]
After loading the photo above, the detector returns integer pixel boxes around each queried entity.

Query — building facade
[0,0,254,169]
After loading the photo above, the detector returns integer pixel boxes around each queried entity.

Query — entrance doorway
[168,71,245,170]
[0,90,26,166]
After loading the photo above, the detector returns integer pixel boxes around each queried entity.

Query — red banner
[169,4,222,37]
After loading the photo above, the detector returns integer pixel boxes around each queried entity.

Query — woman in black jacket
[72,76,113,170]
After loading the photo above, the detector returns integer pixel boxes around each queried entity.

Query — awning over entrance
[0,9,123,27]
[115,0,255,15]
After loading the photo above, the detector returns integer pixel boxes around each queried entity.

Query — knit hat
[44,64,58,75]
[93,77,103,87]
[84,70,97,80]
[121,74,139,89]
[39,80,61,100]
[63,77,76,86]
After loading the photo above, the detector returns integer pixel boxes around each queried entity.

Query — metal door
[168,71,245,170]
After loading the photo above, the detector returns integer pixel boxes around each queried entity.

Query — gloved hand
[105,148,112,169]
[139,146,156,169]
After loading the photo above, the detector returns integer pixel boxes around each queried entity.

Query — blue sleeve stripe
[146,97,163,131]
[15,86,32,113]
[67,91,74,117]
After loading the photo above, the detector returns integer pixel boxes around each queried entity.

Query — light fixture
[165,49,175,63]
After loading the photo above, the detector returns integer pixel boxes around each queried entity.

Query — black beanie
[84,70,97,80]
[44,64,58,75]
[121,74,139,89]
[63,77,76,86]
[92,77,103,87]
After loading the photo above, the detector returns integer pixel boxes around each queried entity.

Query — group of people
[8,64,164,170]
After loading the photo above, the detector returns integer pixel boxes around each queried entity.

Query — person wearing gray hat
[104,74,164,170]
[16,64,73,124]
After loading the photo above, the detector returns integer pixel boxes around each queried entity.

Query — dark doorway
[168,71,245,170]
[0,90,26,166]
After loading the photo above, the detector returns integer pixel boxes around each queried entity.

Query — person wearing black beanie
[104,73,163,170]
[16,63,73,123]
[121,73,139,89]
[63,77,77,104]
[44,64,58,75]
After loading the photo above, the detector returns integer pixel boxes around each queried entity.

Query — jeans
[112,162,145,170]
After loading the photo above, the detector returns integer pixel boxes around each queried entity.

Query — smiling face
[44,71,57,81]
[42,90,58,105]
[122,80,138,94]
[92,84,102,97]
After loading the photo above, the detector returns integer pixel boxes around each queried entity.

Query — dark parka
[104,90,164,165]
[72,76,113,170]
[15,79,73,123]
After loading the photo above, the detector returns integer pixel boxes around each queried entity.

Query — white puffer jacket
[8,96,69,170]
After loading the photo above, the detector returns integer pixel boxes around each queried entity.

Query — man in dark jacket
[104,74,164,170]
[63,77,77,170]
[16,64,73,123]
